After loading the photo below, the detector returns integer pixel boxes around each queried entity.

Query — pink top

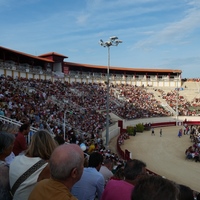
[101,179,134,200]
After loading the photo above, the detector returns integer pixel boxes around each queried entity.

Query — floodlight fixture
[110,36,118,40]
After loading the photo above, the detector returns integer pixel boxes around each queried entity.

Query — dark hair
[88,152,103,168]
[0,131,15,154]
[54,135,65,145]
[103,158,113,165]
[196,193,200,200]
[131,175,179,200]
[179,184,194,200]
[19,123,30,132]
[124,159,146,180]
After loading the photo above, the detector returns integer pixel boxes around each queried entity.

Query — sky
[1,0,200,78]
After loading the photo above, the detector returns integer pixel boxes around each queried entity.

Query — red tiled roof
[65,62,182,73]
[0,46,182,74]
[39,52,68,58]
[0,46,54,62]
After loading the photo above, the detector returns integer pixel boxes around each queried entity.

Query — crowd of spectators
[1,75,200,159]
[0,75,173,143]
[110,84,171,119]
[1,75,200,199]
[157,89,198,116]
[185,125,200,162]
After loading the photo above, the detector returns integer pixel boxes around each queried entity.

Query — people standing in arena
[151,128,155,136]
[28,144,84,200]
[160,129,162,137]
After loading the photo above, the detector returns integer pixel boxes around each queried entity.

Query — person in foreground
[131,175,179,200]
[101,159,146,200]
[9,130,58,200]
[71,152,104,200]
[178,184,194,200]
[28,143,84,200]
[0,131,15,200]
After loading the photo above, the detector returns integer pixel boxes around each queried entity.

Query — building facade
[0,46,182,88]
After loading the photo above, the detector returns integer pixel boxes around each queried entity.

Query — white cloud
[133,2,200,49]
[76,13,90,25]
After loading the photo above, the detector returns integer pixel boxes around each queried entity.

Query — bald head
[50,144,84,185]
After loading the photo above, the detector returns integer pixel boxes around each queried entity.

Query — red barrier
[151,121,176,127]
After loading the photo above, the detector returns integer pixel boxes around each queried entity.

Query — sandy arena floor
[109,126,200,193]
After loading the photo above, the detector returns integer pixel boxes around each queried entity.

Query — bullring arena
[1,46,200,194]
[110,125,200,193]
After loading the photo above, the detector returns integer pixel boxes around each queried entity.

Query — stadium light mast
[63,109,69,142]
[176,86,179,126]
[63,110,66,141]
[99,36,122,147]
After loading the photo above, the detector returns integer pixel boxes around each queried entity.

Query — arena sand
[109,126,200,193]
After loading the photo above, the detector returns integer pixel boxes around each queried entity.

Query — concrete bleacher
[179,81,200,102]
[146,87,176,115]
[149,82,200,102]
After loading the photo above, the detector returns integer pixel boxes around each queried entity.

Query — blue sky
[1,0,200,78]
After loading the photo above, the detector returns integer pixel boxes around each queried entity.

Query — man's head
[124,159,146,183]
[19,123,30,135]
[131,175,179,200]
[49,144,84,189]
[88,152,103,171]
[0,131,15,158]
[178,184,194,200]
[103,158,113,171]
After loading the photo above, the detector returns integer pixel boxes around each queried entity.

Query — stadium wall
[0,67,182,88]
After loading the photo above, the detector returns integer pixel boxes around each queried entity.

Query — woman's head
[131,175,179,200]
[26,130,58,160]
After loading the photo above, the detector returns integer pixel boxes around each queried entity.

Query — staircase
[146,88,176,115]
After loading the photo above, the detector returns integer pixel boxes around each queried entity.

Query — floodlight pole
[99,37,122,147]
[176,76,179,126]
[106,46,110,147]
[63,110,68,141]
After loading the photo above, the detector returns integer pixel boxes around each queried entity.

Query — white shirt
[5,152,15,165]
[99,165,113,184]
[9,155,47,200]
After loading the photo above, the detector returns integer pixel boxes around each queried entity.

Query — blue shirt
[71,167,104,200]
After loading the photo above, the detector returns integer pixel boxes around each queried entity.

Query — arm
[96,175,105,200]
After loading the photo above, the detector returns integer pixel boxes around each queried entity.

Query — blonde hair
[26,130,58,160]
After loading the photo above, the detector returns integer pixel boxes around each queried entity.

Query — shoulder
[37,163,50,181]
[0,162,9,173]
[14,133,25,142]
[106,179,132,187]
[11,156,46,169]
